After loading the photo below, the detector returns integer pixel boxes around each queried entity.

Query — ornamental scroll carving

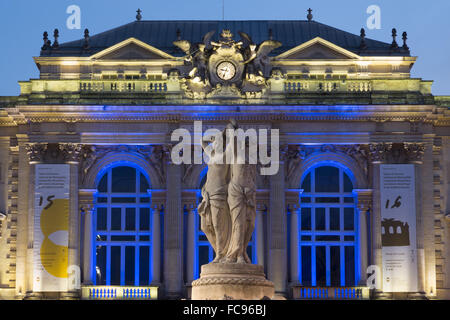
[79,144,172,186]
[26,143,83,163]
[369,142,425,164]
[59,143,83,163]
[174,29,281,99]
[283,144,370,182]
[25,143,48,163]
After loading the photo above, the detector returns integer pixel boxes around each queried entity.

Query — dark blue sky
[1,0,449,96]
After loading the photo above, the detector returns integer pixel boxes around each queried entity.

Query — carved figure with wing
[238,31,282,78]
[173,31,216,84]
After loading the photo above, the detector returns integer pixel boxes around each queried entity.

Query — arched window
[194,170,256,279]
[299,165,357,287]
[93,165,152,286]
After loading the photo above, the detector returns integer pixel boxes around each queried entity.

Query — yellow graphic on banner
[40,198,69,278]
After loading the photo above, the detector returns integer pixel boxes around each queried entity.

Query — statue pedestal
[191,263,274,300]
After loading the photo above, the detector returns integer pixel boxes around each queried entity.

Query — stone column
[255,204,266,267]
[20,140,40,297]
[286,189,302,285]
[369,142,429,298]
[185,204,196,283]
[416,139,435,296]
[163,145,184,298]
[151,202,162,284]
[0,137,9,217]
[60,144,82,299]
[79,189,96,285]
[268,151,287,296]
[0,137,10,289]
[353,189,373,285]
[369,143,390,297]
[289,203,300,284]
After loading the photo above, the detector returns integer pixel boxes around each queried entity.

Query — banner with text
[33,164,70,292]
[380,164,418,292]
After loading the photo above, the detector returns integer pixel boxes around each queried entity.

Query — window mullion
[311,245,316,287]
[120,245,125,286]
[340,245,345,287]
[135,245,139,286]
[326,246,331,286]
[106,245,111,285]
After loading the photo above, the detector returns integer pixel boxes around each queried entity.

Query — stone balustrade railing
[79,80,168,93]
[284,80,372,93]
[292,286,370,300]
[81,286,158,300]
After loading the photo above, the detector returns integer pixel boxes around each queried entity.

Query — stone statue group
[197,119,256,264]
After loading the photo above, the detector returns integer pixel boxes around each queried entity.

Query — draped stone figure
[193,120,274,300]
[225,138,256,264]
[197,124,235,263]
[197,119,257,264]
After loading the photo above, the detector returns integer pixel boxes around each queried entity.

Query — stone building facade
[0,14,449,300]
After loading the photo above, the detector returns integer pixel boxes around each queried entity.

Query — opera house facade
[0,11,449,300]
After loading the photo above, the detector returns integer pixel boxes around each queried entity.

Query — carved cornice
[369,142,425,164]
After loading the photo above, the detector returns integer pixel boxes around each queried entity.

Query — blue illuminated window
[299,165,357,287]
[93,165,152,286]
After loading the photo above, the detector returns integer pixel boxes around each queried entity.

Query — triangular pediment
[91,38,174,60]
[276,37,360,60]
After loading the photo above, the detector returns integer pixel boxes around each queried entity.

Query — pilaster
[268,148,287,296]
[79,188,96,285]
[353,189,373,285]
[163,145,184,298]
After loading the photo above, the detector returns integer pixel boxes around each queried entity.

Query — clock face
[216,61,236,81]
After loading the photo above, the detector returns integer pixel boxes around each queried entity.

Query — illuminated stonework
[0,16,449,300]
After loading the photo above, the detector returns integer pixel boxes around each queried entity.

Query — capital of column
[79,189,96,213]
[256,203,267,213]
[59,143,83,164]
[286,189,303,209]
[25,143,48,164]
[184,203,197,214]
[369,143,392,164]
[352,189,373,212]
[369,142,425,164]
[151,202,163,213]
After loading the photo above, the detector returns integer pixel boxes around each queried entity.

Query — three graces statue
[197,120,256,264]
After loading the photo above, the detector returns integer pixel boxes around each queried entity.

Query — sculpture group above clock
[173,29,281,99]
